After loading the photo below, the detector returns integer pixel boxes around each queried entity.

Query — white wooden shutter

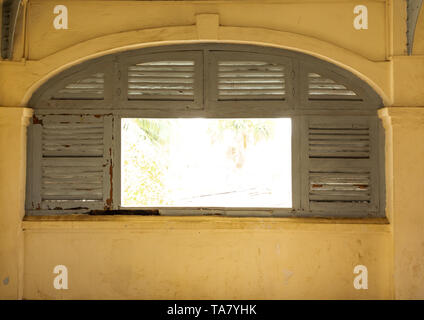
[127,61,195,100]
[26,115,113,211]
[207,51,292,113]
[123,51,203,110]
[216,60,286,100]
[307,72,360,101]
[52,73,105,100]
[302,116,380,216]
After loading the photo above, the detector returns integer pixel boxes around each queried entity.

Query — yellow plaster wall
[379,108,424,299]
[0,0,394,106]
[26,0,387,61]
[0,107,32,299]
[1,0,424,299]
[22,216,392,300]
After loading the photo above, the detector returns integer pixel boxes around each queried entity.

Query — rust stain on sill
[89,209,160,216]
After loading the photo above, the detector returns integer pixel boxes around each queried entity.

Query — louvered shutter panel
[303,116,380,216]
[52,73,105,100]
[127,61,195,100]
[27,115,112,211]
[307,72,360,101]
[208,51,292,112]
[217,61,286,100]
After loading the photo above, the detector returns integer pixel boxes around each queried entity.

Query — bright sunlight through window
[121,118,292,208]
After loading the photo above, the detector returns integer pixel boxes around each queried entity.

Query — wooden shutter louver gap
[52,73,105,100]
[218,61,286,100]
[127,61,195,100]
[308,73,361,101]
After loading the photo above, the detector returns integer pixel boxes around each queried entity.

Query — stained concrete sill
[22,215,390,233]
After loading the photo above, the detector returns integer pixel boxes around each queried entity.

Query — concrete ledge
[23,214,390,232]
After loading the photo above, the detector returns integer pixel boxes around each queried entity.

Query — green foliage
[122,119,172,206]
[122,143,168,205]
[127,118,172,145]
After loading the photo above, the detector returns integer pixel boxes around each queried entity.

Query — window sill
[22,214,390,233]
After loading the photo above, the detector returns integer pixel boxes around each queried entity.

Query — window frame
[27,43,385,218]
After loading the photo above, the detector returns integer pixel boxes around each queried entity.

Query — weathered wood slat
[219,71,284,77]
[43,135,104,142]
[309,96,363,101]
[309,172,370,179]
[128,71,194,77]
[219,89,285,94]
[43,181,102,188]
[309,84,348,90]
[43,123,104,129]
[43,128,104,135]
[218,61,271,65]
[128,78,194,84]
[43,171,103,179]
[42,158,103,166]
[309,142,370,147]
[309,78,339,84]
[310,201,370,211]
[309,194,370,201]
[309,146,370,151]
[309,152,370,158]
[217,60,286,101]
[41,115,104,123]
[309,134,369,139]
[216,94,285,100]
[43,146,104,152]
[128,90,194,96]
[128,60,196,100]
[43,139,104,145]
[43,166,102,173]
[310,186,370,192]
[43,150,104,157]
[309,89,357,96]
[219,84,285,90]
[60,84,104,89]
[42,193,103,201]
[128,84,193,90]
[53,93,104,99]
[308,72,358,100]
[309,129,369,134]
[52,73,104,100]
[219,66,284,72]
[129,66,195,72]
[133,61,194,66]
[219,78,285,83]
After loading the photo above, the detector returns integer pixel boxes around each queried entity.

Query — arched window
[26,44,384,217]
